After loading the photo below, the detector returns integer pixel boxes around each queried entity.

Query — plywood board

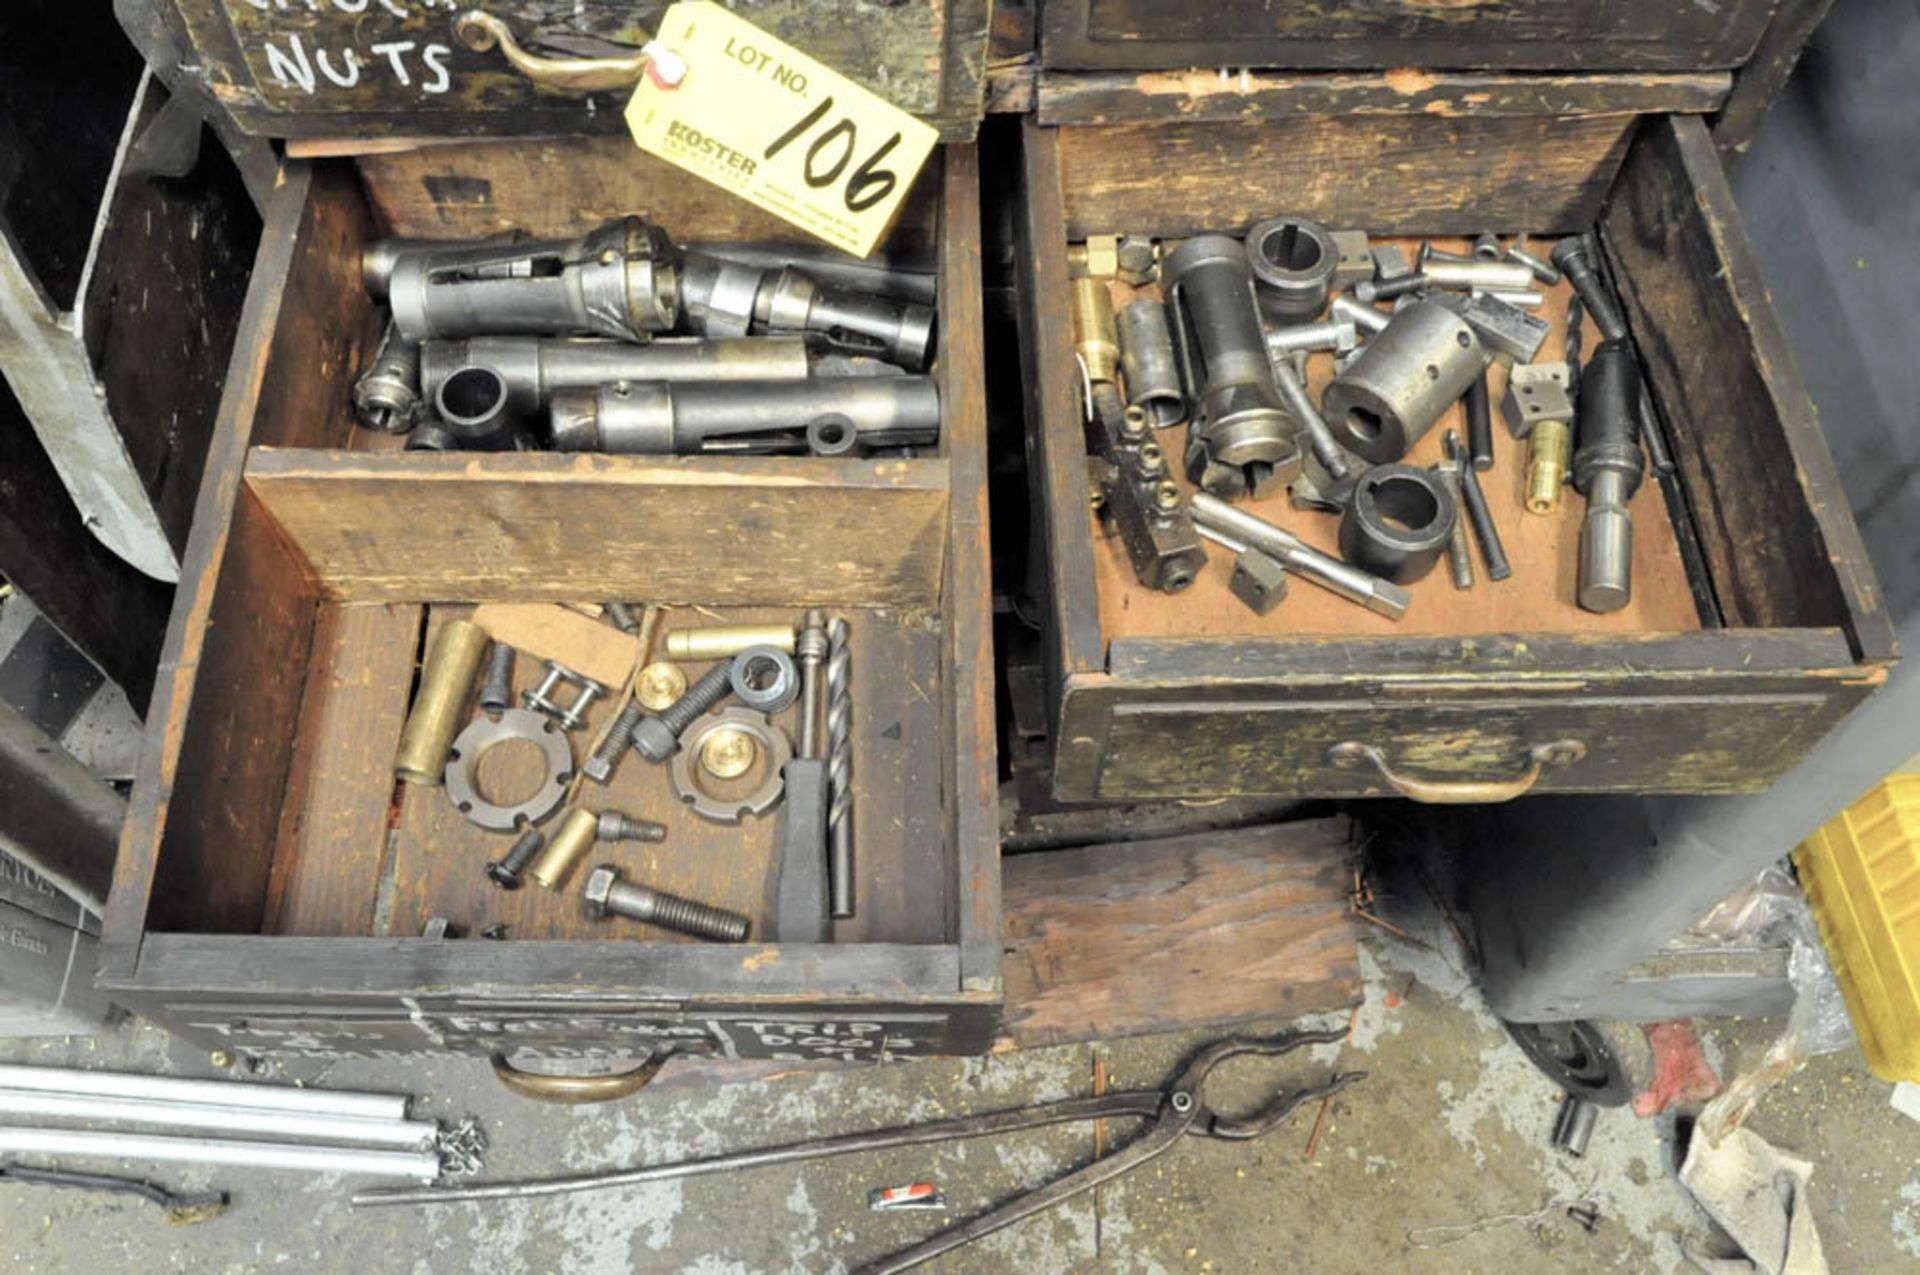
[265,602,422,936]
[243,450,950,608]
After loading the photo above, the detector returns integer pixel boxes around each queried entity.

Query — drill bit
[825,617,854,920]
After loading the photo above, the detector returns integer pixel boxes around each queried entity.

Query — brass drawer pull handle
[1326,739,1586,804]
[489,1041,712,1103]
[455,10,651,93]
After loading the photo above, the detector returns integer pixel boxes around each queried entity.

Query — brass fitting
[663,625,795,661]
[699,726,759,780]
[636,661,690,711]
[393,619,490,785]
[1526,419,1572,515]
[529,808,599,892]
[1071,276,1120,385]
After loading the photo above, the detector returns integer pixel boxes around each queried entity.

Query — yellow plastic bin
[1796,774,1920,1081]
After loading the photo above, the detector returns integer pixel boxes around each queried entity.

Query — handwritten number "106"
[763,97,901,214]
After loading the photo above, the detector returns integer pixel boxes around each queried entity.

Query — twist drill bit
[825,617,854,919]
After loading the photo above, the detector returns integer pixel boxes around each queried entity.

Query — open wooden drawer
[1016,112,1893,804]
[99,140,1001,1065]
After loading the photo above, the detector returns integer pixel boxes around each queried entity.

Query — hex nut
[1229,550,1289,615]
[583,866,618,919]
[1115,234,1158,285]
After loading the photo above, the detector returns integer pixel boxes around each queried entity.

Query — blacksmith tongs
[353,1030,1364,1273]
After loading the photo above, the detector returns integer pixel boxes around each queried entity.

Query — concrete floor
[2,900,1914,1274]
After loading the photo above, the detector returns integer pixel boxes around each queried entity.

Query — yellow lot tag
[624,2,939,257]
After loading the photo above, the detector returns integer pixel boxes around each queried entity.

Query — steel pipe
[0,1090,437,1149]
[0,1127,440,1181]
[1164,234,1299,486]
[0,1065,409,1123]
[1189,492,1409,619]
[420,337,810,413]
[382,216,679,342]
[549,378,940,455]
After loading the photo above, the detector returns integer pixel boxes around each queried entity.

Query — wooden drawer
[99,140,1001,1061]
[1016,111,1893,804]
[1040,0,1780,72]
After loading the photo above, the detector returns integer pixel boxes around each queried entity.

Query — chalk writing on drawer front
[222,0,468,108]
[714,1016,949,1062]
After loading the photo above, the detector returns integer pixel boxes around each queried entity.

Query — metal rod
[0,1065,409,1123]
[1189,493,1410,619]
[0,1127,440,1180]
[0,1090,438,1149]
[353,1092,1165,1208]
[1446,430,1512,581]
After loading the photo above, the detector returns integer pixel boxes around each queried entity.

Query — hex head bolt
[1550,236,1629,344]
[1355,273,1428,303]
[603,602,640,634]
[583,702,645,783]
[485,827,545,890]
[583,866,749,942]
[631,662,734,762]
[478,642,515,715]
[598,810,667,843]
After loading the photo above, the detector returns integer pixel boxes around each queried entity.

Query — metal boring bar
[419,336,811,414]
[1445,430,1511,581]
[1572,340,1645,612]
[678,252,936,369]
[1164,235,1301,494]
[377,216,680,343]
[548,377,941,456]
[1189,492,1410,619]
[754,266,936,369]
[686,241,937,305]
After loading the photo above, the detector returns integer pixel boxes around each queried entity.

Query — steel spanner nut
[670,708,792,824]
[445,709,574,831]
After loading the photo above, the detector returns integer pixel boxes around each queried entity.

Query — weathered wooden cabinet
[102,0,1000,1070]
[1015,85,1891,803]
[150,0,992,141]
